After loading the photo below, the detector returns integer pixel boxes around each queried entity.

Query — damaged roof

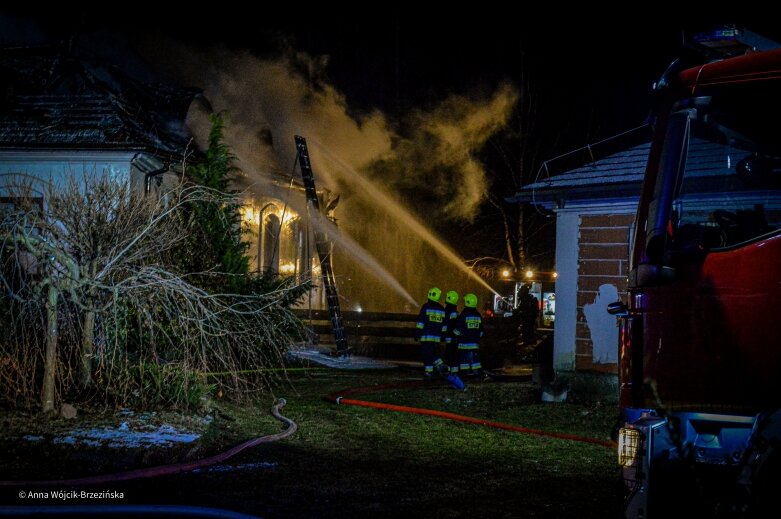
[0,45,198,158]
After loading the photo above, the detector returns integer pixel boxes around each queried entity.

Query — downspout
[144,164,168,195]
[131,153,168,196]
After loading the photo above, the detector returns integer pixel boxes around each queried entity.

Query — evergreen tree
[179,114,250,292]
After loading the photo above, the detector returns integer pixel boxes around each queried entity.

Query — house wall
[576,213,633,373]
[553,200,637,374]
[0,151,137,195]
[553,211,579,371]
[239,196,326,309]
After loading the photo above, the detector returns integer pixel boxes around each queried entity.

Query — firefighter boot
[446,373,466,391]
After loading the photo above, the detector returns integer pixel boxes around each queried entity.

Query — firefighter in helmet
[443,290,461,374]
[415,287,449,380]
[454,293,485,377]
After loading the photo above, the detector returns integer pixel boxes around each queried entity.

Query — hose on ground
[0,398,297,487]
[328,382,615,449]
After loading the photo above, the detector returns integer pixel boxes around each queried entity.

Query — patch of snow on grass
[51,424,199,449]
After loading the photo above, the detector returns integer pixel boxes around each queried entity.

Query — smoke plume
[144,41,515,309]
[154,43,516,222]
[379,83,518,221]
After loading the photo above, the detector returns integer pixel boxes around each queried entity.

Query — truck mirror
[607,301,628,316]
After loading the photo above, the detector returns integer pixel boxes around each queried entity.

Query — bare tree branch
[1,174,308,411]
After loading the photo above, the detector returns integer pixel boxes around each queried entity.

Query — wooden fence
[292,309,529,367]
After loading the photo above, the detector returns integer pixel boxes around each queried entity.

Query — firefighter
[454,293,485,377]
[443,290,460,374]
[519,285,539,345]
[415,287,449,380]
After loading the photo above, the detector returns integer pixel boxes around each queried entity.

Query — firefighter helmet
[445,290,459,305]
[427,287,442,302]
[464,293,478,308]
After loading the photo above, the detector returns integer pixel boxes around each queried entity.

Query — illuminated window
[263,213,280,274]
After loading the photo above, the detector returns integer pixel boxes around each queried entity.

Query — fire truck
[609,28,781,517]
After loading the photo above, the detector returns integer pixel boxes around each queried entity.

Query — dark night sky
[6,7,777,156]
[3,7,779,266]
[158,10,780,142]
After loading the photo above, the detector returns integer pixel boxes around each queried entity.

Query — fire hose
[328,381,615,449]
[0,398,296,487]
[2,378,613,491]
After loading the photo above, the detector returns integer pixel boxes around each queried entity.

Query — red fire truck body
[615,40,781,517]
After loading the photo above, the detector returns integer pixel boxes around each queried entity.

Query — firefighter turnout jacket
[453,307,484,349]
[416,301,446,342]
[443,303,459,344]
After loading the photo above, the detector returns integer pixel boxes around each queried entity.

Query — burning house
[1,35,504,320]
[0,44,327,307]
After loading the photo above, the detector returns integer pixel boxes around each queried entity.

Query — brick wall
[575,214,634,373]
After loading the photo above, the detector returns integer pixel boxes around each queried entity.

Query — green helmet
[464,293,478,308]
[445,290,459,305]
[427,287,442,302]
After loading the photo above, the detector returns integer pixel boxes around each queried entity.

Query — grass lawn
[0,367,624,518]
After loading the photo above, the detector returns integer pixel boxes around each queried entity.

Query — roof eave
[0,142,191,161]
[509,181,643,207]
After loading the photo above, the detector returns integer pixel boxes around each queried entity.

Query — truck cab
[614,34,781,517]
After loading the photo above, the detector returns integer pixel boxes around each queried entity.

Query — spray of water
[307,209,418,306]
[230,156,418,307]
[165,45,514,309]
[310,139,501,297]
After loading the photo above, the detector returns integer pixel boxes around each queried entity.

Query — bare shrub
[1,174,307,411]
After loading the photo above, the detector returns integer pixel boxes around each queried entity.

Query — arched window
[262,213,280,274]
